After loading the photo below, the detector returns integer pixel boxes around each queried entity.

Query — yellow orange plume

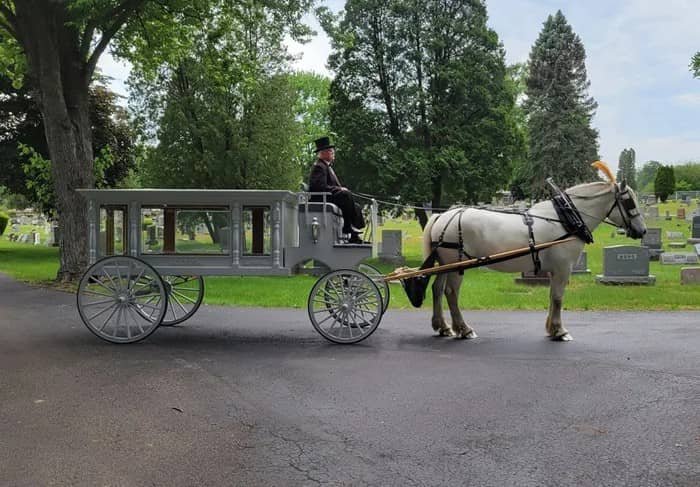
[591,160,616,183]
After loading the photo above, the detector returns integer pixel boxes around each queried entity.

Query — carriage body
[76,188,383,345]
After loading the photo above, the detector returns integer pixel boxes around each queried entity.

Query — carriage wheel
[357,263,390,314]
[77,256,167,344]
[308,269,383,344]
[160,276,205,326]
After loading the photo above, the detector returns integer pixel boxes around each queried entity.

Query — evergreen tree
[322,0,524,223]
[654,165,675,202]
[616,148,636,189]
[523,10,599,199]
[637,160,662,191]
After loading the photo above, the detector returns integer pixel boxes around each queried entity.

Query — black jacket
[308,159,342,194]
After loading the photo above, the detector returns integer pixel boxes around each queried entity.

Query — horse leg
[445,272,477,339]
[431,273,453,336]
[545,271,572,341]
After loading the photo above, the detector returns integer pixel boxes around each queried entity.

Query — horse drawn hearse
[76,161,646,345]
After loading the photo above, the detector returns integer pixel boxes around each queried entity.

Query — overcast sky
[99,0,700,172]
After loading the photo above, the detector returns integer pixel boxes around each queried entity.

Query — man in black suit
[308,136,366,243]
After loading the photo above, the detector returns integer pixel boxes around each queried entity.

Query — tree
[637,160,662,192]
[692,51,700,78]
[322,0,524,225]
[0,0,311,281]
[0,79,136,212]
[523,10,598,199]
[654,165,675,202]
[289,71,331,173]
[616,147,636,189]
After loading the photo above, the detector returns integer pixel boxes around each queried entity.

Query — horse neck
[568,184,616,232]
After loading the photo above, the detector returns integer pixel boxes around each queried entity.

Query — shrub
[0,211,8,236]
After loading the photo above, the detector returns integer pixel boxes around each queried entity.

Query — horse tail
[422,213,440,260]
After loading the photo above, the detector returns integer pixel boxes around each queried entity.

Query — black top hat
[313,136,335,153]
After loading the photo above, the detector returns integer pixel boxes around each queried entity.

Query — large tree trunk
[15,1,95,281]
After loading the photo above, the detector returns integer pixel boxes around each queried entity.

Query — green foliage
[324,0,525,209]
[637,160,662,191]
[523,10,599,199]
[0,210,8,235]
[131,1,314,190]
[654,165,675,202]
[616,148,636,189]
[692,51,700,78]
[672,162,700,191]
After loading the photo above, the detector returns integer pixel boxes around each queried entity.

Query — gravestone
[571,251,591,274]
[32,232,40,245]
[379,229,405,265]
[660,253,699,265]
[688,216,700,244]
[514,270,551,286]
[146,225,158,245]
[680,267,700,285]
[647,207,659,219]
[19,234,29,243]
[667,231,684,240]
[641,228,664,260]
[596,245,655,284]
[668,242,686,249]
[51,224,60,247]
[677,207,686,220]
[694,243,700,255]
[665,210,672,221]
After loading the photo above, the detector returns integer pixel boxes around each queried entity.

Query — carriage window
[243,206,271,256]
[99,206,127,256]
[174,209,230,254]
[141,208,164,253]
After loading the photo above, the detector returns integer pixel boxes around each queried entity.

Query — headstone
[665,210,671,221]
[694,243,700,255]
[641,228,664,260]
[680,267,700,285]
[32,232,40,245]
[668,242,686,249]
[660,253,699,265]
[667,231,684,240]
[571,251,590,274]
[596,245,655,285]
[677,207,686,220]
[146,225,158,245]
[514,270,551,286]
[647,207,659,219]
[379,229,405,265]
[19,234,29,243]
[688,216,700,244]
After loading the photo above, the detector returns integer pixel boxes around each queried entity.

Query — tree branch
[85,0,147,79]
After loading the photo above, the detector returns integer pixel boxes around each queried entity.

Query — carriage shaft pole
[383,237,579,282]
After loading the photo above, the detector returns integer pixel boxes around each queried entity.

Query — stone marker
[680,267,700,285]
[665,210,672,220]
[677,207,686,220]
[668,242,686,249]
[647,207,659,219]
[660,253,699,265]
[667,231,684,240]
[596,245,655,284]
[688,216,700,244]
[641,228,664,260]
[570,251,591,274]
[379,229,405,265]
[694,243,700,255]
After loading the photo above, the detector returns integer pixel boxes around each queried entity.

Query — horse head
[592,161,647,239]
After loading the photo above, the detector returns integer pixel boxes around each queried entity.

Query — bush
[0,211,8,236]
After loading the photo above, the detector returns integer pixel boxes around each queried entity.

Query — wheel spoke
[82,298,117,307]
[98,304,119,332]
[87,302,119,321]
[171,289,198,304]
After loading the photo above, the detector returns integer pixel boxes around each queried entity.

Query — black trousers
[330,190,365,234]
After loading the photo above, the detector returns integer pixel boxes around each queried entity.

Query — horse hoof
[552,333,572,342]
[437,328,454,337]
[464,330,478,339]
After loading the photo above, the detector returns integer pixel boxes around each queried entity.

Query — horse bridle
[603,182,640,235]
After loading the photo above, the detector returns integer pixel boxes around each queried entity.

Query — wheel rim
[77,257,167,344]
[160,276,205,326]
[357,263,390,314]
[308,269,382,344]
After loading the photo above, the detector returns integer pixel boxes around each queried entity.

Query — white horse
[422,162,647,341]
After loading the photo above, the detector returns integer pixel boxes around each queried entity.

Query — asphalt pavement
[0,273,698,486]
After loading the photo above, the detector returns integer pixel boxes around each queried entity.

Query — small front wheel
[308,269,382,344]
[160,276,205,326]
[77,256,167,344]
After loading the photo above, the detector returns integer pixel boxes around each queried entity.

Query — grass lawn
[1,200,699,310]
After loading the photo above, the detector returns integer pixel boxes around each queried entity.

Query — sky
[99,0,700,173]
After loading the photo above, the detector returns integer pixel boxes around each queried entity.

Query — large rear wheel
[77,256,167,344]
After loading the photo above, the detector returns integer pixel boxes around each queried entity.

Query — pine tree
[616,148,637,189]
[524,10,599,199]
[654,165,675,202]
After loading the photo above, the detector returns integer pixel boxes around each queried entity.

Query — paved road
[1,273,699,486]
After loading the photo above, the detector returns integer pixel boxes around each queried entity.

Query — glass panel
[242,206,271,256]
[174,209,230,254]
[99,207,126,256]
[141,207,164,254]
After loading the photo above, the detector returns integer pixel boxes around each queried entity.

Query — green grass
[1,200,699,310]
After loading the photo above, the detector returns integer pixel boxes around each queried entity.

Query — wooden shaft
[383,237,578,282]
